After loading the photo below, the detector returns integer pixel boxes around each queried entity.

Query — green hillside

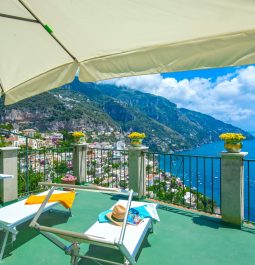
[0,78,252,152]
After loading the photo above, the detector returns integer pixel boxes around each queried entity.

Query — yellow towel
[25,191,76,209]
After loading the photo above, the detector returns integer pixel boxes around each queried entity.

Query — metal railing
[14,144,255,221]
[145,152,221,215]
[244,159,255,223]
[18,146,73,196]
[86,148,128,189]
[1,128,43,195]
[6,129,254,219]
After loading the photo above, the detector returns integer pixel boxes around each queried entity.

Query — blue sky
[161,66,240,82]
[101,64,255,132]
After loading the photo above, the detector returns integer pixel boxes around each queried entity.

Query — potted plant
[219,133,246,153]
[128,132,146,147]
[61,174,77,190]
[72,131,85,144]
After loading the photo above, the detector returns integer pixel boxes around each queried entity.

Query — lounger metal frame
[30,183,153,265]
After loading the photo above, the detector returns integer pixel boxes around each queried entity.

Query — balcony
[2,190,255,265]
[1,141,255,264]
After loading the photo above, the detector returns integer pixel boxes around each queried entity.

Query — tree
[59,130,75,146]
[0,135,12,147]
[112,163,120,169]
[119,180,127,189]
[19,144,33,150]
[53,160,69,175]
[0,123,13,130]
[34,131,42,139]
[18,169,44,195]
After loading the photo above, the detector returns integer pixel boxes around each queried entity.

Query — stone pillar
[128,146,148,199]
[0,147,19,204]
[220,151,247,227]
[73,143,88,184]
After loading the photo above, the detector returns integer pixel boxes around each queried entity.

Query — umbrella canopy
[1,0,255,105]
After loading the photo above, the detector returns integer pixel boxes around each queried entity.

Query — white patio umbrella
[1,0,255,105]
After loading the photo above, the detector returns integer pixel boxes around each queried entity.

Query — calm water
[159,139,255,221]
[180,139,255,159]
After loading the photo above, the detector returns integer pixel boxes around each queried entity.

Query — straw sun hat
[106,204,127,226]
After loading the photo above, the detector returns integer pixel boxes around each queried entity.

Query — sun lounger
[30,183,159,265]
[0,190,71,260]
[85,200,158,260]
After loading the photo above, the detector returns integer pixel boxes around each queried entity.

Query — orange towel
[25,191,76,209]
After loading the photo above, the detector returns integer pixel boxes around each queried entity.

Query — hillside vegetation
[0,78,252,152]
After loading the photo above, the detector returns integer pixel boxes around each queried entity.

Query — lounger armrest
[38,182,138,196]
[35,224,117,248]
[119,190,134,245]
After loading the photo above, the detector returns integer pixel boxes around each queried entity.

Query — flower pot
[130,138,143,147]
[224,141,242,153]
[61,177,77,191]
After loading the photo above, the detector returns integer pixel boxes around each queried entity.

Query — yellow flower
[128,132,146,139]
[219,133,246,142]
[72,131,85,138]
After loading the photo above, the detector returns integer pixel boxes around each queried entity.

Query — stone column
[73,143,88,184]
[220,151,247,227]
[0,147,19,204]
[128,146,148,199]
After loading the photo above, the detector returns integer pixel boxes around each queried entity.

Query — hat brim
[106,212,124,226]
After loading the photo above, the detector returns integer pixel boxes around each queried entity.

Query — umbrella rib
[0,13,38,23]
[18,0,77,62]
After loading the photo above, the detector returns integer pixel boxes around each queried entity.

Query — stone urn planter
[72,131,85,144]
[74,137,85,144]
[224,141,243,153]
[128,132,146,147]
[130,138,143,147]
[219,133,246,153]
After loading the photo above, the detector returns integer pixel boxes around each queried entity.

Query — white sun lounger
[0,190,71,260]
[85,200,158,260]
[30,183,159,265]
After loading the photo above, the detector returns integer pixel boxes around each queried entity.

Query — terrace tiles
[1,191,255,265]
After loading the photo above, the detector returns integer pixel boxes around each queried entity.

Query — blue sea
[180,139,255,159]
[159,139,255,221]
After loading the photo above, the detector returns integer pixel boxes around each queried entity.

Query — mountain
[0,78,252,152]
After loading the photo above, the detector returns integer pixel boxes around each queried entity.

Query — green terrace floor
[2,191,255,265]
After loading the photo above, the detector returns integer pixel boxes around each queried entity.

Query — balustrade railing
[18,146,73,196]
[13,142,255,221]
[244,159,255,223]
[145,152,221,215]
[86,148,128,189]
[3,127,255,222]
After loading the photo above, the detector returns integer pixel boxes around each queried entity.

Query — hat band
[112,215,124,222]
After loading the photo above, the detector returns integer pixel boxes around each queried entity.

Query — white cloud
[102,75,163,95]
[99,66,255,130]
